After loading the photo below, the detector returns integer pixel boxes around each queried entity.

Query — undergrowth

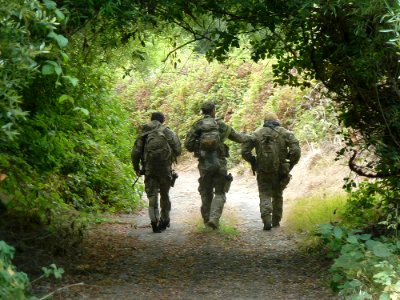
[0,240,64,300]
[285,193,347,233]
[316,224,400,299]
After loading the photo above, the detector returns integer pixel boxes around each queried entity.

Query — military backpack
[143,126,172,173]
[256,127,282,173]
[198,117,221,152]
[197,117,223,171]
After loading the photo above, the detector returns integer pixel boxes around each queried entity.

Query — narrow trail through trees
[47,149,346,299]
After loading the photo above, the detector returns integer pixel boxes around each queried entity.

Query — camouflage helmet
[264,112,279,122]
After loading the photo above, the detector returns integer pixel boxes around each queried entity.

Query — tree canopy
[1,0,399,233]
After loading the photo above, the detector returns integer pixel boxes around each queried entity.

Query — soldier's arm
[286,131,301,169]
[241,134,256,163]
[131,137,144,175]
[165,128,182,158]
[219,121,248,144]
[184,125,200,152]
[241,134,257,174]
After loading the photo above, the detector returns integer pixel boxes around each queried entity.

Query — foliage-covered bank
[0,1,141,241]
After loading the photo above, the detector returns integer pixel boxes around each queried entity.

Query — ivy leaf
[41,264,64,279]
[42,64,55,75]
[43,0,57,10]
[54,63,62,75]
[47,32,68,48]
[50,264,64,279]
[55,9,65,21]
[62,76,79,86]
[74,107,89,116]
[358,234,372,241]
[317,223,333,236]
[333,226,343,239]
[42,266,52,277]
[346,235,358,244]
[42,61,62,76]
[60,51,69,62]
[58,94,74,104]
[372,243,392,258]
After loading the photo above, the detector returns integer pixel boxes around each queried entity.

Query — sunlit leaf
[62,76,79,86]
[55,9,65,20]
[74,107,89,116]
[47,32,68,48]
[43,0,57,10]
[58,94,74,104]
[372,243,392,258]
[42,64,55,75]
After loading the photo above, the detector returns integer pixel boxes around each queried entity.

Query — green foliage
[0,241,32,300]
[0,240,65,300]
[0,0,143,238]
[0,0,68,141]
[285,193,347,234]
[316,224,400,299]
[41,264,64,280]
[343,180,400,236]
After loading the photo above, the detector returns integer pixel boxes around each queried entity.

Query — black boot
[272,216,280,227]
[263,223,272,231]
[158,219,170,231]
[151,221,162,233]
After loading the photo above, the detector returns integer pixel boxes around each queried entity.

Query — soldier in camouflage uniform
[184,101,248,229]
[241,112,301,230]
[131,112,181,233]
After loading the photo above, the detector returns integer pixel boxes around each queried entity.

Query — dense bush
[0,241,32,299]
[0,0,142,237]
[317,224,400,299]
[0,240,64,300]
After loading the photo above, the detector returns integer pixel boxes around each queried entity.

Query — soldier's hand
[250,157,257,175]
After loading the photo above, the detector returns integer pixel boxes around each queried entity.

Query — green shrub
[316,224,400,299]
[0,241,32,299]
[342,180,400,236]
[0,240,65,300]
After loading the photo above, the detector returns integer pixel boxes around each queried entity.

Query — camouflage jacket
[241,122,301,171]
[131,120,181,174]
[184,115,248,159]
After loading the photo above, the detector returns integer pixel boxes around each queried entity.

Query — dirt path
[41,149,346,300]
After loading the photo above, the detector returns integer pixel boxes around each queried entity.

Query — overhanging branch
[349,150,399,178]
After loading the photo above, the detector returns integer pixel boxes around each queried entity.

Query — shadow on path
[44,163,337,300]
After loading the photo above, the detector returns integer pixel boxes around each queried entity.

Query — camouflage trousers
[144,174,172,223]
[197,158,228,226]
[256,170,290,226]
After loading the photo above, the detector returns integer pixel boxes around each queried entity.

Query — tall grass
[285,193,348,233]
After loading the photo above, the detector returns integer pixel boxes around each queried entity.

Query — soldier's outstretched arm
[219,121,249,144]
[165,128,182,158]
